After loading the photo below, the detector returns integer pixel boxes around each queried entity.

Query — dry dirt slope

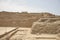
[0,11,56,27]
[31,18,60,34]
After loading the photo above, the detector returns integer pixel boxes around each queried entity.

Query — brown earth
[0,11,57,27]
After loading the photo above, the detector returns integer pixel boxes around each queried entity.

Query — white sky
[0,0,60,15]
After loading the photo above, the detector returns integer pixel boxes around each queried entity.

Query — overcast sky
[0,0,60,15]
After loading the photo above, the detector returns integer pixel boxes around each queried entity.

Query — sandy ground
[0,27,57,40]
[0,27,16,35]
